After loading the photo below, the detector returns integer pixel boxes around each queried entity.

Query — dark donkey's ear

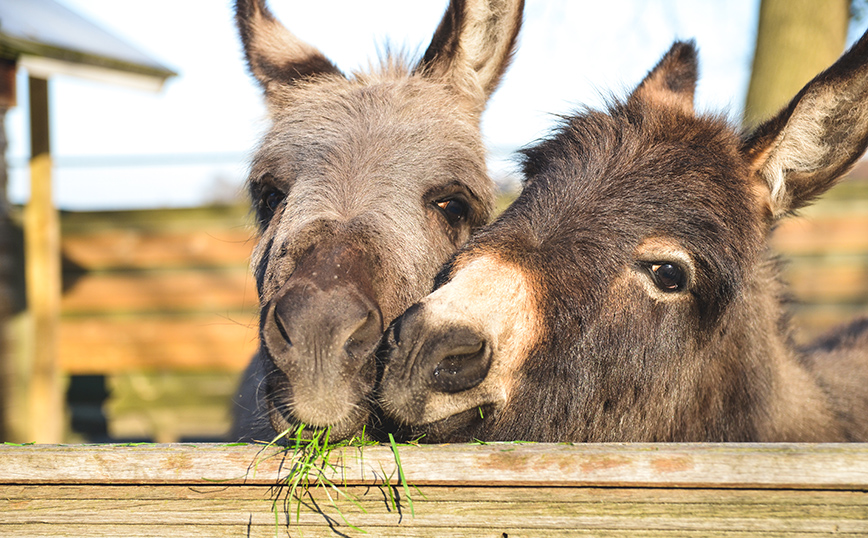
[416,0,524,116]
[235,0,342,96]
[629,40,699,114]
[743,29,868,218]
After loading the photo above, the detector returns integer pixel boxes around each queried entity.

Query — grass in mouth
[253,424,417,535]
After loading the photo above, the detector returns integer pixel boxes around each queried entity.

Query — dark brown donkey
[230,0,523,441]
[379,35,868,443]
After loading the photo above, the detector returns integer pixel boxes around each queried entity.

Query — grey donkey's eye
[262,189,284,215]
[435,198,469,226]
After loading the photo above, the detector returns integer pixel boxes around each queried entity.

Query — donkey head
[234,0,523,441]
[379,33,868,443]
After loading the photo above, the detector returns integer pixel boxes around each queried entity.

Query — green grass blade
[388,433,414,518]
[319,478,368,534]
[379,462,396,512]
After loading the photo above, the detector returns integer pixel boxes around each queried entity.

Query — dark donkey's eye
[649,263,686,292]
[435,198,468,226]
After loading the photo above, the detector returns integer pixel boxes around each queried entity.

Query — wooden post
[23,75,63,443]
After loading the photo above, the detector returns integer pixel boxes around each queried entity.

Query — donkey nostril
[344,308,384,360]
[430,332,491,393]
[273,299,294,347]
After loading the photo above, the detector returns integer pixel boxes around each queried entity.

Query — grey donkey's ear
[235,0,342,94]
[416,0,524,116]
[629,40,699,115]
[743,29,868,218]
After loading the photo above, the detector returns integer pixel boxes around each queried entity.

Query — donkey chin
[262,355,377,441]
[378,381,496,443]
[264,376,373,441]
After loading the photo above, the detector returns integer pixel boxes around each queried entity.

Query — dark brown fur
[379,36,868,443]
[230,0,523,442]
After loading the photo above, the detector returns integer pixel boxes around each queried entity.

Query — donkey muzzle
[262,242,383,429]
[380,304,493,427]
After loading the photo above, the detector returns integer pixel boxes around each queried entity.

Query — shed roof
[0,0,176,91]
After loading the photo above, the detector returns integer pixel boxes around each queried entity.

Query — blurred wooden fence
[2,442,867,537]
[770,176,868,341]
[54,204,257,442]
[59,204,258,374]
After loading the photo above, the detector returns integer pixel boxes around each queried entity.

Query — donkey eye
[435,198,468,226]
[650,263,686,292]
[262,189,285,214]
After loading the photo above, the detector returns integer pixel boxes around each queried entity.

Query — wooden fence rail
[2,443,867,537]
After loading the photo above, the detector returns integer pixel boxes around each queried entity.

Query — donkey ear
[743,30,868,218]
[415,0,524,115]
[235,0,342,93]
[629,41,698,114]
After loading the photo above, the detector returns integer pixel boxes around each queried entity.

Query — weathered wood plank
[4,483,867,508]
[2,486,867,533]
[1,443,867,489]
[2,527,866,538]
[3,501,866,532]
[5,493,867,525]
[0,478,868,537]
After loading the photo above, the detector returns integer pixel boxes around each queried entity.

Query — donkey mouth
[266,394,371,442]
[415,403,495,443]
[265,371,373,441]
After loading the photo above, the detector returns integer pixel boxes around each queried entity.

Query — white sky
[5,0,866,210]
